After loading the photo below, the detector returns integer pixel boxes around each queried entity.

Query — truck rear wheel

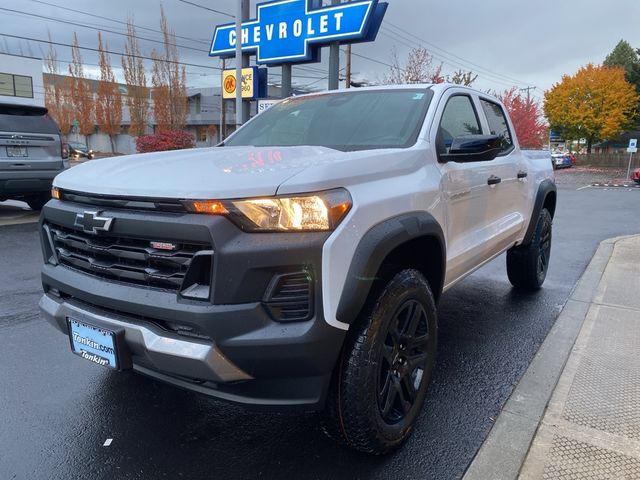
[506,208,553,290]
[322,269,437,454]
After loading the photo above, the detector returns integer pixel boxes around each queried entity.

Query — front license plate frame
[67,318,123,370]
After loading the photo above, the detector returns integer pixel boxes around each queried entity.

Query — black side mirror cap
[439,134,503,163]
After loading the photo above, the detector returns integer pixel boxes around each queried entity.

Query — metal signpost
[626,138,637,181]
[210,0,387,124]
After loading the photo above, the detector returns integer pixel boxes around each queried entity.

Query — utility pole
[220,58,226,141]
[281,64,292,98]
[235,0,250,127]
[328,0,340,90]
[519,86,536,103]
[345,44,352,88]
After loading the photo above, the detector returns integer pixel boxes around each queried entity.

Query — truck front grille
[47,223,210,291]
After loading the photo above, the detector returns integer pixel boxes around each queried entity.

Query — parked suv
[0,103,69,210]
[39,85,556,454]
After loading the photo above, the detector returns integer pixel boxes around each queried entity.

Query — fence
[577,153,640,169]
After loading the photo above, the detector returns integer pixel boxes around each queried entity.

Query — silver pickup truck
[38,84,556,454]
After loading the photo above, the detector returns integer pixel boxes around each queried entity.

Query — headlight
[184,189,352,232]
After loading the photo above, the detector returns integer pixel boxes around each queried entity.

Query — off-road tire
[321,269,438,455]
[507,208,553,290]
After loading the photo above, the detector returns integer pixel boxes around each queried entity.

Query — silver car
[0,103,69,210]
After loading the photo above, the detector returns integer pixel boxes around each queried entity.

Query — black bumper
[0,170,58,197]
[39,199,346,411]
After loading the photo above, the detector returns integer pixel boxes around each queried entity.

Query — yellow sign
[222,67,256,99]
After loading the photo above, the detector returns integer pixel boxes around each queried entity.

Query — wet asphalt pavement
[1,184,640,480]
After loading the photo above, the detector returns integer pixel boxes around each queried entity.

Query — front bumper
[39,200,346,410]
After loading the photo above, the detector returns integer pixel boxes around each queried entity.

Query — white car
[39,84,556,454]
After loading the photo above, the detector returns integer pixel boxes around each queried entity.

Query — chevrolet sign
[209,0,387,65]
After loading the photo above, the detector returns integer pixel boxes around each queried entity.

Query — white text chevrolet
[39,84,556,454]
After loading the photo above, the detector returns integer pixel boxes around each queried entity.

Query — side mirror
[439,134,502,163]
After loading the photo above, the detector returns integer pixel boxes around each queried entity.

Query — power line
[0,32,222,71]
[24,0,211,46]
[0,7,209,54]
[383,21,541,90]
[177,0,234,18]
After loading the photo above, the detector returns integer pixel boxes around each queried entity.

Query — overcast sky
[2,0,639,102]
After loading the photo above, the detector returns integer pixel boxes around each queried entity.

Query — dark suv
[0,103,68,210]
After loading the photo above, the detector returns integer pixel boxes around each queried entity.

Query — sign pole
[626,138,638,180]
[281,64,292,98]
[235,0,243,128]
[221,58,226,141]
[234,0,250,127]
[328,0,341,90]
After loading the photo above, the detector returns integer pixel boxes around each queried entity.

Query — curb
[462,235,636,480]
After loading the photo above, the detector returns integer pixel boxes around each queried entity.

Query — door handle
[517,171,528,179]
[487,175,502,185]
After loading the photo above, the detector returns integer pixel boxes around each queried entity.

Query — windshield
[225,88,433,152]
[69,143,87,149]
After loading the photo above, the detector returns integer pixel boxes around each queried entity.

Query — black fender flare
[335,212,445,325]
[523,179,557,245]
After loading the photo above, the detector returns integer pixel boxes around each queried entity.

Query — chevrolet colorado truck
[38,84,556,454]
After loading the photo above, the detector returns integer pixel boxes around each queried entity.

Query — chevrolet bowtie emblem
[74,211,114,235]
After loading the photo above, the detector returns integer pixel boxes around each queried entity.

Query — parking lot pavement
[554,166,639,189]
[0,200,39,226]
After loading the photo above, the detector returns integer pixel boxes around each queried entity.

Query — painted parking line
[591,182,640,188]
[0,201,39,226]
[576,185,592,191]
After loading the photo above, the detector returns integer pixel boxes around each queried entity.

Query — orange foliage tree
[95,32,122,153]
[68,32,94,137]
[498,87,547,149]
[43,36,73,135]
[121,19,150,137]
[151,6,187,132]
[544,64,639,152]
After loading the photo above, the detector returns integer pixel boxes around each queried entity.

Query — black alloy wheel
[378,299,430,424]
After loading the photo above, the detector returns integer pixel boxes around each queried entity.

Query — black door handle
[487,175,502,185]
[517,171,528,179]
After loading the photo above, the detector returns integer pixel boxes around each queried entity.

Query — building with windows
[0,52,44,107]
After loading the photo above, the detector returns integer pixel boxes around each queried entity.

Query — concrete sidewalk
[465,235,640,480]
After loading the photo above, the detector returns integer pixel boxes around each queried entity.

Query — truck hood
[53,146,342,199]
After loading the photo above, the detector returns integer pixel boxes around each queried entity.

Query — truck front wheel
[322,269,438,454]
[507,208,553,290]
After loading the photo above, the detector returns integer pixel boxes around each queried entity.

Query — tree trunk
[587,135,594,154]
[109,135,116,154]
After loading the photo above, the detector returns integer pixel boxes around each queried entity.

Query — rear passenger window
[437,95,481,154]
[480,99,513,152]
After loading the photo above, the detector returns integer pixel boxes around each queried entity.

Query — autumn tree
[68,33,94,137]
[94,32,123,153]
[498,87,547,149]
[384,47,444,84]
[121,19,149,137]
[447,69,478,86]
[43,35,73,135]
[544,64,639,152]
[151,6,187,132]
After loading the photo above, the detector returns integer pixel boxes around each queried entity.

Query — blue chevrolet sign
[209,0,387,65]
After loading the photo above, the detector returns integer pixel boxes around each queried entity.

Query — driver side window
[437,95,481,155]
